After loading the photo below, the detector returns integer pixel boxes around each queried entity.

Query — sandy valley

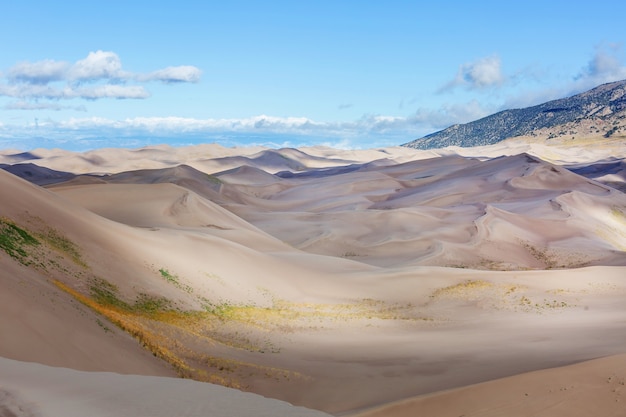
[1,137,625,416]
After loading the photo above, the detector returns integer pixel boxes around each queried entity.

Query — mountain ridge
[403,79,626,149]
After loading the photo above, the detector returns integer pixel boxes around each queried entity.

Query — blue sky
[1,1,626,151]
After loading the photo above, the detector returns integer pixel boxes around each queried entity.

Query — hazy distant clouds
[411,100,491,129]
[53,114,421,138]
[501,45,626,110]
[0,50,201,109]
[575,44,626,86]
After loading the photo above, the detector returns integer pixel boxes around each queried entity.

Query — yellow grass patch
[53,279,310,388]
[431,280,494,299]
[212,298,428,331]
[428,279,574,313]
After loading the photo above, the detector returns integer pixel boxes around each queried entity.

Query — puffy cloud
[138,66,202,83]
[0,51,200,108]
[440,55,504,92]
[7,59,69,84]
[69,50,126,81]
[464,56,504,87]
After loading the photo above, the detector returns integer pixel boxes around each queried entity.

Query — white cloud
[51,113,441,141]
[0,51,200,108]
[574,44,626,88]
[0,109,489,150]
[138,66,202,83]
[440,55,504,92]
[121,115,325,133]
[7,59,69,84]
[68,50,126,81]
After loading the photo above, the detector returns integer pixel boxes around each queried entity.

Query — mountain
[403,79,626,149]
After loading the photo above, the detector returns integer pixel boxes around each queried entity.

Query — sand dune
[0,357,332,417]
[217,152,626,269]
[0,242,174,376]
[1,138,626,416]
[351,353,626,417]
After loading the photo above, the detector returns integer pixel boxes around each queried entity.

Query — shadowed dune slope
[0,357,332,417]
[0,170,175,375]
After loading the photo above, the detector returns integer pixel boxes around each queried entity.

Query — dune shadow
[0,163,76,186]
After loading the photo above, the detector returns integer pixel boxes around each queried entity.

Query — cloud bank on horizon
[1,46,625,151]
[1,2,626,151]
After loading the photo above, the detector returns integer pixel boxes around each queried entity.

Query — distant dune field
[1,138,625,416]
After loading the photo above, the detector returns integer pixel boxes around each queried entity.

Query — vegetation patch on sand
[0,217,40,263]
[428,279,576,313]
[53,267,438,391]
[37,226,86,268]
[158,267,193,293]
[0,214,90,275]
[54,277,308,389]
[208,298,429,331]
[431,279,494,298]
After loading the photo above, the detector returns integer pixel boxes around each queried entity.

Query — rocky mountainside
[403,80,626,149]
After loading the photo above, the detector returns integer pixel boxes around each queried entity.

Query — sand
[0,357,332,417]
[1,137,625,416]
[350,353,626,417]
